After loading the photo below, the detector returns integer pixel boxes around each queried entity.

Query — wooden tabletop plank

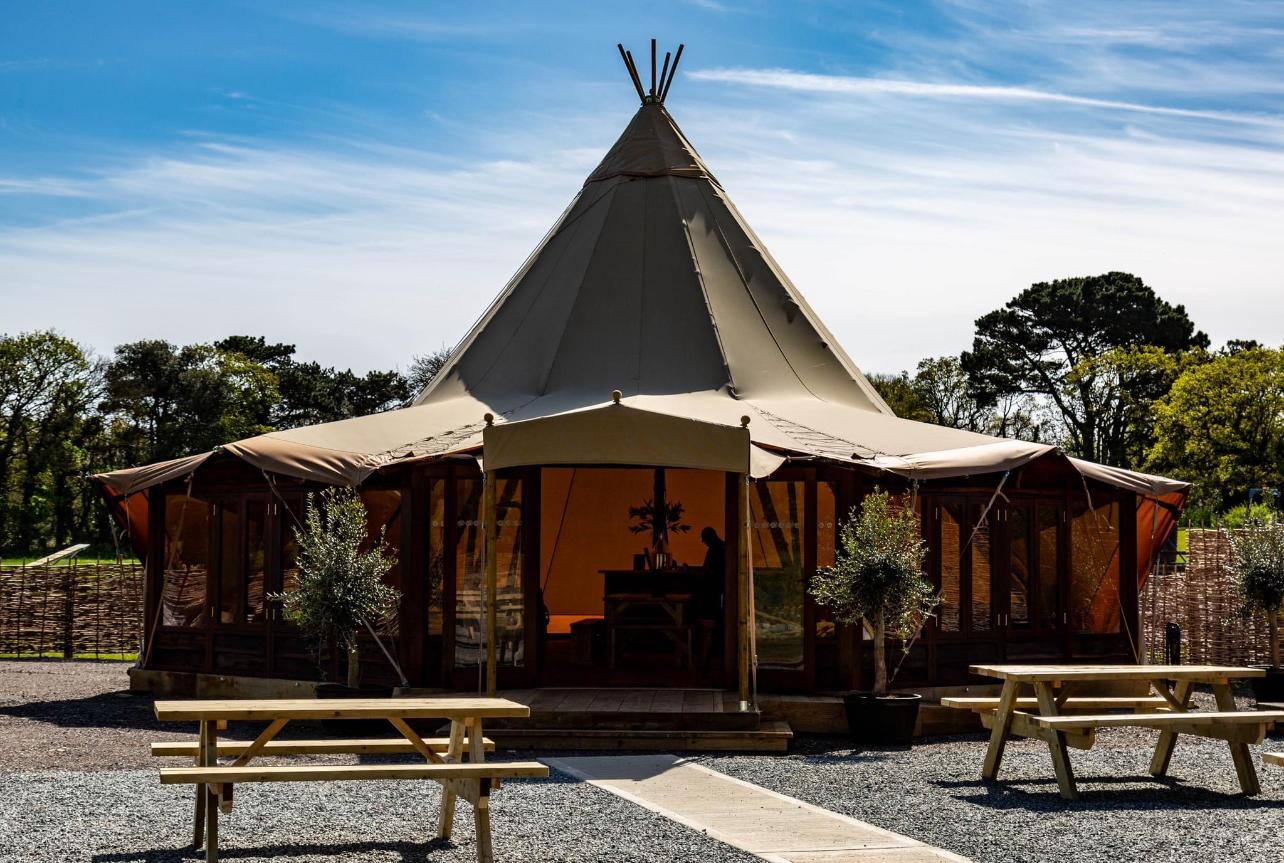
[1035,710,1284,729]
[154,697,531,722]
[970,664,1266,682]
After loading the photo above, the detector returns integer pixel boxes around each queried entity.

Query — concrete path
[545,754,971,863]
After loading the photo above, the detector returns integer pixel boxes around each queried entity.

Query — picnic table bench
[153,696,548,863]
[943,664,1284,800]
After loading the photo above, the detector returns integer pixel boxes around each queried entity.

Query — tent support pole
[738,472,751,711]
[484,470,499,697]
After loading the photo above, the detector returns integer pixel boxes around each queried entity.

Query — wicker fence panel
[1142,529,1277,667]
[0,564,144,659]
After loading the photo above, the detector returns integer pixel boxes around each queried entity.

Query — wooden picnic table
[153,696,547,863]
[952,664,1283,800]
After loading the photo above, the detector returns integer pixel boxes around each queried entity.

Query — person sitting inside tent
[700,526,726,576]
[694,527,726,666]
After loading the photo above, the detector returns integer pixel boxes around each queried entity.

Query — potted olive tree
[273,486,401,693]
[1227,519,1284,702]
[810,489,938,745]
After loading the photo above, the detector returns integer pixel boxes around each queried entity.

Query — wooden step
[1264,752,1283,767]
[488,721,793,752]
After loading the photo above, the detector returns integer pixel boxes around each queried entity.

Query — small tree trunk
[346,644,361,689]
[872,614,888,696]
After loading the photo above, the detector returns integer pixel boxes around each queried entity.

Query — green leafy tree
[1148,347,1284,507]
[962,272,1207,464]
[272,487,400,686]
[0,331,96,553]
[871,356,1043,439]
[809,490,937,695]
[1227,521,1284,668]
[408,346,453,397]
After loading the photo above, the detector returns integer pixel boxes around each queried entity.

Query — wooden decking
[485,688,792,752]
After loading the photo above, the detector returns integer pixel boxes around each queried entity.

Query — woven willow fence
[1142,529,1278,667]
[0,563,144,659]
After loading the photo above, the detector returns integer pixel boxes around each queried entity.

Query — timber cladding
[0,563,143,659]
[1142,529,1279,667]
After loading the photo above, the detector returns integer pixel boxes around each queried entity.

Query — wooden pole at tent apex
[737,472,751,710]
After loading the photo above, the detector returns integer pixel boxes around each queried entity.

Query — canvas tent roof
[95,97,1187,507]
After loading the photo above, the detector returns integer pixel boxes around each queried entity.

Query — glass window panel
[1009,505,1031,629]
[970,505,992,631]
[938,501,962,632]
[162,494,210,627]
[217,503,241,624]
[280,497,304,595]
[455,477,524,668]
[360,489,403,637]
[751,480,805,668]
[1070,499,1121,633]
[1037,502,1061,631]
[815,481,837,641]
[244,500,267,623]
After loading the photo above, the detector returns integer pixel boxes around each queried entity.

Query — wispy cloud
[689,68,1284,127]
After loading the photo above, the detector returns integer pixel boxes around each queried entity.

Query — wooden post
[484,470,499,697]
[737,474,750,709]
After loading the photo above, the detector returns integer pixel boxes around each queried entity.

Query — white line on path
[544,754,972,863]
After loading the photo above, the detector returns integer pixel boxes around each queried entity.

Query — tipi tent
[98,43,1187,698]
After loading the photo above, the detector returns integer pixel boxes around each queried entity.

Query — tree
[0,331,96,552]
[870,356,1043,440]
[408,347,453,397]
[1148,347,1284,507]
[101,340,278,463]
[215,335,410,427]
[809,491,936,696]
[962,272,1207,465]
[273,487,400,687]
[1227,521,1284,668]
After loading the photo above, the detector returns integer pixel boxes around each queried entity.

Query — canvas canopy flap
[1068,457,1190,498]
[483,403,752,474]
[93,451,213,496]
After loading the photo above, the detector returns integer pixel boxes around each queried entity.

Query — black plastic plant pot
[1249,666,1284,704]
[842,692,922,745]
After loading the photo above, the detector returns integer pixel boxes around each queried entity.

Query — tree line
[867,272,1281,519]
[3,270,1281,555]
[0,333,450,556]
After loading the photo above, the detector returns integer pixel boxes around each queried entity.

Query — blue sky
[2,1,1282,374]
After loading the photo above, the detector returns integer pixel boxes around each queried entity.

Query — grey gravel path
[0,763,760,863]
[698,724,1284,863]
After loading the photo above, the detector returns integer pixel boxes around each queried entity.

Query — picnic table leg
[1212,681,1261,795]
[204,719,220,863]
[1034,682,1078,801]
[193,721,208,849]
[205,786,219,863]
[465,718,496,863]
[982,679,1020,780]
[437,718,466,840]
[1148,679,1193,777]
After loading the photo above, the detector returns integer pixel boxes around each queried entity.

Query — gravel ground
[5,661,1284,863]
[699,695,1284,863]
[0,764,759,863]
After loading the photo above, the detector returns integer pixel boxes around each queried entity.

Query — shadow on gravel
[939,775,1277,811]
[92,838,456,863]
[0,689,164,730]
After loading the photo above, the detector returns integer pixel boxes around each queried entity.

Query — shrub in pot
[810,489,938,745]
[1226,519,1284,702]
[271,486,401,695]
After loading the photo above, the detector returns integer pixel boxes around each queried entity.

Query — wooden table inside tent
[944,664,1284,800]
[153,697,547,863]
